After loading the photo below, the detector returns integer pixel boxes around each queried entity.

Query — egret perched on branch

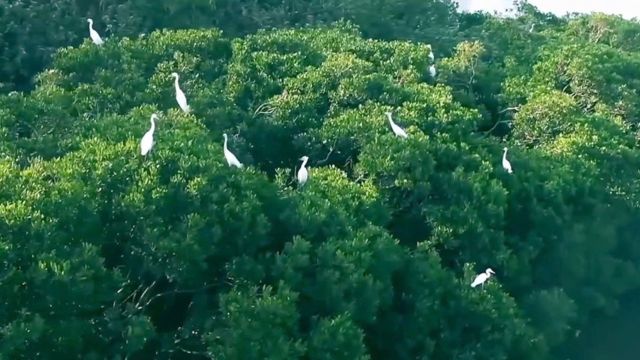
[140,113,158,156]
[170,72,190,113]
[87,18,104,45]
[297,156,309,185]
[429,64,437,78]
[502,147,513,174]
[471,268,495,288]
[427,44,435,62]
[223,133,243,168]
[385,112,408,138]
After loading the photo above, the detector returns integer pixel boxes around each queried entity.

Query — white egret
[385,112,408,138]
[429,64,437,78]
[170,72,190,113]
[297,156,309,185]
[502,147,513,174]
[87,18,104,46]
[222,133,243,168]
[140,113,158,156]
[471,268,496,288]
[427,44,435,62]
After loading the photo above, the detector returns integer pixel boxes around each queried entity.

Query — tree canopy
[1,1,640,359]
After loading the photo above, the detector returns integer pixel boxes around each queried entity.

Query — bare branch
[481,120,512,136]
[138,283,219,310]
[134,280,158,309]
[175,346,211,357]
[353,173,366,183]
[118,283,144,306]
[498,106,520,114]
[161,343,212,358]
[113,279,134,307]
[344,156,353,170]
[252,101,276,118]
[314,141,336,165]
[468,57,477,89]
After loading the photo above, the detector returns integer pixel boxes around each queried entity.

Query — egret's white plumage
[171,72,190,113]
[429,64,437,78]
[471,268,495,288]
[502,147,513,174]
[140,113,158,156]
[385,112,408,138]
[427,44,435,62]
[223,133,243,168]
[87,18,104,45]
[297,156,309,185]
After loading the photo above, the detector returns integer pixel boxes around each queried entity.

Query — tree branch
[314,142,336,165]
[252,101,276,118]
[134,280,158,309]
[137,283,219,310]
[481,120,512,135]
[498,106,520,114]
[118,283,144,306]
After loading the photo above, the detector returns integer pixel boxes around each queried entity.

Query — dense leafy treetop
[0,0,459,92]
[1,1,640,359]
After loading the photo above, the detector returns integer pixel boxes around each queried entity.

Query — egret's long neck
[88,20,93,30]
[150,118,156,132]
[223,136,228,150]
[503,149,507,160]
[386,114,393,125]
[174,76,180,90]
[301,158,308,168]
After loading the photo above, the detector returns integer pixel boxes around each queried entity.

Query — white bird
[471,268,496,288]
[87,18,104,46]
[429,64,437,78]
[140,113,158,156]
[427,44,435,62]
[502,147,513,174]
[297,156,309,185]
[385,112,408,138]
[223,133,243,168]
[170,72,190,113]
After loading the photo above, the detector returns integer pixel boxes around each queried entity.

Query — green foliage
[524,288,577,346]
[1,3,640,359]
[307,313,370,360]
[207,285,305,359]
[511,90,581,145]
[0,0,459,92]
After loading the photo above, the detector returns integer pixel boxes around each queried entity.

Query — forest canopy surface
[1,1,640,359]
